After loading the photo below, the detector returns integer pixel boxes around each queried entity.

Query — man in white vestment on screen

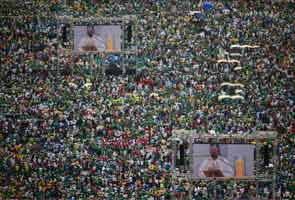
[198,145,234,177]
[78,25,105,52]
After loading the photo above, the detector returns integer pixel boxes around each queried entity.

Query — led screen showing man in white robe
[77,25,105,52]
[198,146,234,177]
[74,25,122,53]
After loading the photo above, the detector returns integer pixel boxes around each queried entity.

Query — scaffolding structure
[169,130,279,200]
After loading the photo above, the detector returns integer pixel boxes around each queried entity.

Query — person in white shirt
[78,25,105,52]
[198,146,234,177]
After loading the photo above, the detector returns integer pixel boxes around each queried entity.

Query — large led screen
[74,25,122,53]
[193,144,255,178]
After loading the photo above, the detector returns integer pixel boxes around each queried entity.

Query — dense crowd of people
[0,0,294,199]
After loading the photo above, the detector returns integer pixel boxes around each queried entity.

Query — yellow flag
[106,36,113,51]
